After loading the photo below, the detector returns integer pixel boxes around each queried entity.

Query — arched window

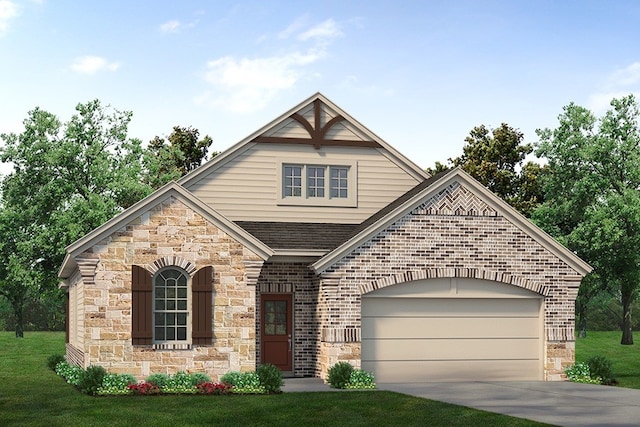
[154,268,189,343]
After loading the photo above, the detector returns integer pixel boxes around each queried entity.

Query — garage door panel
[362,297,540,318]
[362,317,540,339]
[363,360,542,382]
[361,279,543,382]
[362,337,540,360]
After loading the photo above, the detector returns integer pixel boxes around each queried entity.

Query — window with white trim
[154,268,189,343]
[279,162,357,207]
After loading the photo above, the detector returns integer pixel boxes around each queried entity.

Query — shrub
[256,363,283,393]
[189,372,211,386]
[222,371,265,394]
[327,362,354,389]
[55,360,83,386]
[145,373,171,388]
[344,369,376,389]
[47,354,65,371]
[587,355,616,385]
[78,365,108,396]
[128,382,161,395]
[196,382,233,395]
[162,371,198,394]
[565,362,602,384]
[97,373,137,395]
[220,371,244,387]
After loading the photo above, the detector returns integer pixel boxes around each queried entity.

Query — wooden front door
[260,294,292,372]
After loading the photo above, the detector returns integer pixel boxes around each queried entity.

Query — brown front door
[260,294,292,372]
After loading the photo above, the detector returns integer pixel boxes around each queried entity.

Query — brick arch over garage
[359,268,549,297]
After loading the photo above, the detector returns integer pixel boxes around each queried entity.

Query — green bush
[47,354,65,371]
[344,369,376,389]
[78,365,108,396]
[256,363,283,393]
[97,373,136,395]
[188,372,211,386]
[327,362,354,389]
[221,371,265,394]
[55,360,83,386]
[145,373,171,388]
[565,362,602,384]
[587,355,616,385]
[220,371,244,387]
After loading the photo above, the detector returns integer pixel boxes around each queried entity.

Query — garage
[361,278,543,382]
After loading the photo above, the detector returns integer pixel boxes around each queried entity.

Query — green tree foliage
[144,126,214,189]
[428,123,546,217]
[0,100,152,336]
[534,95,640,345]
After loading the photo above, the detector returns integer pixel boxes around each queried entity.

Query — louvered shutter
[132,265,153,345]
[192,266,213,345]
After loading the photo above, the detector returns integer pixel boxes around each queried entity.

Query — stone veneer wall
[69,196,263,381]
[256,262,320,377]
[317,182,583,380]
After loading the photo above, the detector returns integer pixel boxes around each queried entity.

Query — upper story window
[278,161,357,207]
[154,268,189,343]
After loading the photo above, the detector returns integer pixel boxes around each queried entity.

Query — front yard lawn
[0,332,548,426]
[576,330,640,389]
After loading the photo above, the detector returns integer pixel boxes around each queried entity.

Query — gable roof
[58,182,274,279]
[311,167,593,276]
[179,92,429,188]
[236,221,358,251]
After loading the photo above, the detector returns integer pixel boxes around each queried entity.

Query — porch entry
[260,294,292,372]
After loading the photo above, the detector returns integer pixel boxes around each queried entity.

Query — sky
[2,0,640,173]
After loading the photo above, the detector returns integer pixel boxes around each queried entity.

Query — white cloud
[587,62,640,113]
[198,18,343,113]
[160,19,181,33]
[298,19,343,42]
[70,56,120,75]
[606,62,640,88]
[278,15,309,39]
[0,0,18,37]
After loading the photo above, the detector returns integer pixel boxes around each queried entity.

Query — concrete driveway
[379,381,640,426]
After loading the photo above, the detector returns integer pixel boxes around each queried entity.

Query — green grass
[0,332,548,427]
[576,330,640,388]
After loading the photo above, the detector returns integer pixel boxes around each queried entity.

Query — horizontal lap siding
[186,144,420,223]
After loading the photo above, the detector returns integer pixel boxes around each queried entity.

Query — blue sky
[1,1,640,172]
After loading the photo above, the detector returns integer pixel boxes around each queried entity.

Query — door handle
[288,335,292,352]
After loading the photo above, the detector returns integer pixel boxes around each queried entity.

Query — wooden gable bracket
[254,99,381,149]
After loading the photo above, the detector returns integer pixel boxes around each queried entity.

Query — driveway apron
[380,381,640,426]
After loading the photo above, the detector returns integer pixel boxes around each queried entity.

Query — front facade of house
[59,93,591,382]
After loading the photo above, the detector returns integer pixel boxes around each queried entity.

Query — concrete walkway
[283,378,640,426]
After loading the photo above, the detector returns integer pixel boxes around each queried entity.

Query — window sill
[152,343,193,350]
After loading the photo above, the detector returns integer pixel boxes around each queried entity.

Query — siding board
[186,144,421,223]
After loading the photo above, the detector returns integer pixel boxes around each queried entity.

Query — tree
[428,123,546,217]
[534,94,640,345]
[144,126,214,189]
[0,100,152,337]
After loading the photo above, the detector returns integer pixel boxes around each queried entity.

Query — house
[59,93,591,383]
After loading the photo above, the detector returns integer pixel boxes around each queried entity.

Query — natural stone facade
[317,183,582,380]
[66,196,263,380]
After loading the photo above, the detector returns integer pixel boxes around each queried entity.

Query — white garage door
[361,278,543,382]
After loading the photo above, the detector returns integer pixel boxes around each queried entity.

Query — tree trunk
[621,294,633,345]
[577,301,587,338]
[14,307,24,338]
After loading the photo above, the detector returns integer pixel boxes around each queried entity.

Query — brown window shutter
[132,265,153,345]
[192,266,213,345]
